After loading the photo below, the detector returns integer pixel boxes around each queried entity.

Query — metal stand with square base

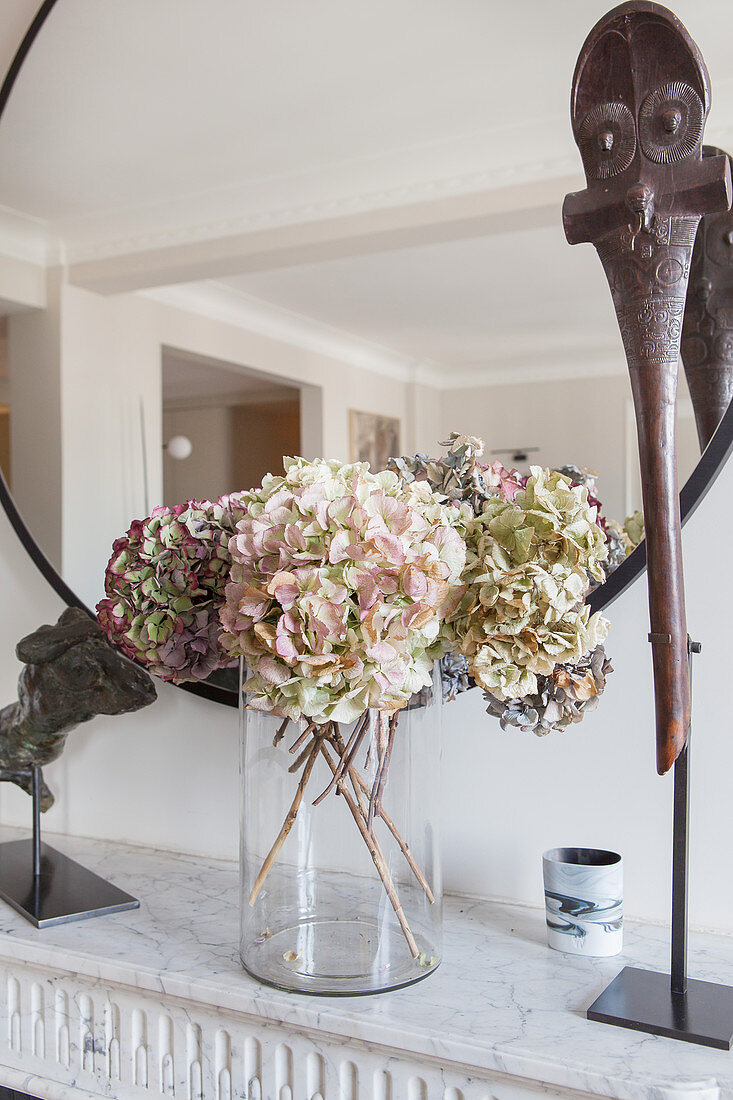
[0,767,139,928]
[588,641,733,1049]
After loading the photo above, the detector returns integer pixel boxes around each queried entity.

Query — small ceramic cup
[542,847,623,957]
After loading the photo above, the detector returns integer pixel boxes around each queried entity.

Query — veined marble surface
[0,829,732,1099]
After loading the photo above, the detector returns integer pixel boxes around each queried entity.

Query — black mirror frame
[2,0,732,709]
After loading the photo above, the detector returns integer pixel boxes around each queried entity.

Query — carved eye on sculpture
[638,82,704,164]
[577,102,636,179]
[52,653,96,691]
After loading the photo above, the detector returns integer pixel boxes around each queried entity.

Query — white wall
[438,374,701,526]
[162,405,232,506]
[148,293,415,462]
[5,277,415,608]
[1,438,732,933]
[60,282,163,607]
[7,271,63,569]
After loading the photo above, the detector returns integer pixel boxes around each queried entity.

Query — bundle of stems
[248,712,433,959]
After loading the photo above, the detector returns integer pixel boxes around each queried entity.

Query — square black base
[588,965,733,1050]
[0,839,139,927]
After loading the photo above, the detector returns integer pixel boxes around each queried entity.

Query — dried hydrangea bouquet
[98,435,616,994]
[391,435,615,735]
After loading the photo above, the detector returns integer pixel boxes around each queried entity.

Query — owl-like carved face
[569,2,712,230]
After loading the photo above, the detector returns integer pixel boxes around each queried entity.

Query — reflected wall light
[491,446,540,465]
[163,435,193,460]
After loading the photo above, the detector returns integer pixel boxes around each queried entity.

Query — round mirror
[1,0,732,706]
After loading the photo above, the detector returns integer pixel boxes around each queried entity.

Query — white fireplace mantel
[0,831,731,1100]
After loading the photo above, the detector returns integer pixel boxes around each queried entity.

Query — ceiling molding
[143,280,627,392]
[9,126,733,277]
[68,175,577,295]
[50,115,733,272]
[63,152,581,267]
[435,352,627,389]
[0,205,61,266]
[9,123,733,277]
[143,281,425,384]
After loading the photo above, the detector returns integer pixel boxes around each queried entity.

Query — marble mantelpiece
[0,831,731,1099]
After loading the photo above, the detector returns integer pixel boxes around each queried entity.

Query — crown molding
[3,94,733,275]
[142,280,626,392]
[0,204,62,266]
[61,105,733,269]
[14,129,733,272]
[66,152,580,266]
[143,281,428,384]
[438,353,626,389]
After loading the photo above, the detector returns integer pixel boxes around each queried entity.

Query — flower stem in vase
[368,712,398,833]
[317,738,420,959]
[311,713,370,806]
[272,716,290,747]
[248,709,431,959]
[328,721,434,904]
[248,729,323,906]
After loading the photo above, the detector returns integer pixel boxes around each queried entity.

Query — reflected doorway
[162,348,301,506]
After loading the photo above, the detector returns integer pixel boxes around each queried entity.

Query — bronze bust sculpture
[0,608,156,810]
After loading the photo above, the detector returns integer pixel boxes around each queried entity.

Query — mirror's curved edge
[0,455,239,707]
[588,394,733,617]
[0,463,89,615]
[0,0,86,623]
[0,0,237,709]
[0,0,730,710]
[0,0,58,118]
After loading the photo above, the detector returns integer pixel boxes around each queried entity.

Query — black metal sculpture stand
[588,640,733,1049]
[0,766,139,927]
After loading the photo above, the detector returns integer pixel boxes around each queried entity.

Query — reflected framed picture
[349,409,401,471]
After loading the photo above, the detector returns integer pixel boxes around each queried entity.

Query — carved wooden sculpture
[563,2,731,774]
[681,146,733,450]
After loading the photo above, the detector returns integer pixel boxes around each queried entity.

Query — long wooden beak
[627,352,690,775]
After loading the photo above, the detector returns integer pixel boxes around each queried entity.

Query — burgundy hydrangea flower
[97,495,246,683]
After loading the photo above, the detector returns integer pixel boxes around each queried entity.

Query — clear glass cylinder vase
[239,660,442,995]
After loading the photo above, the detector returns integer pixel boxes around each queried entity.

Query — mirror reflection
[0,0,727,671]
[161,351,301,511]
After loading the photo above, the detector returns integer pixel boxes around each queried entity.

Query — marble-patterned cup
[542,848,622,957]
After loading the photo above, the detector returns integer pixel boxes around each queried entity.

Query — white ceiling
[1,0,733,380]
[219,225,620,373]
[1,0,731,245]
[0,0,593,235]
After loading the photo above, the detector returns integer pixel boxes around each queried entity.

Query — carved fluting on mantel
[681,146,733,449]
[0,962,550,1100]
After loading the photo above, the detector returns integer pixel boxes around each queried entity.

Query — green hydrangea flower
[446,466,610,700]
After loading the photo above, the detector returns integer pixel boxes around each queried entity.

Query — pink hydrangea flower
[220,458,469,722]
